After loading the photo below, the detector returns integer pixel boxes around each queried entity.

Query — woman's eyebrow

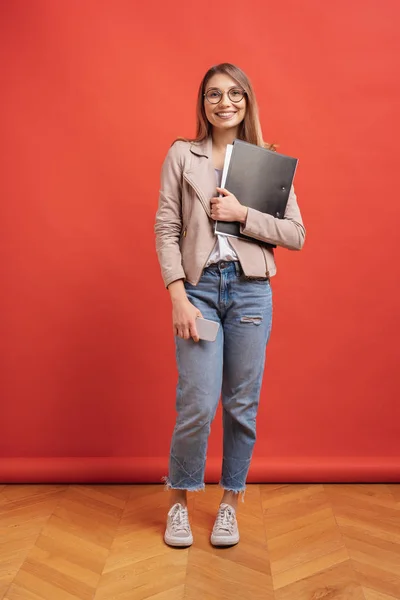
[206,85,241,91]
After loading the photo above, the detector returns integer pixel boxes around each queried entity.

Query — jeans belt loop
[234,261,242,277]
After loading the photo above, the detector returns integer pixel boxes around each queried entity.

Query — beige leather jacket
[155,137,305,288]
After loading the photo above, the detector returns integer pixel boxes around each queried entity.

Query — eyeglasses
[204,88,246,104]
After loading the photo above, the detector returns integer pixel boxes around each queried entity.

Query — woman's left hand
[210,187,248,223]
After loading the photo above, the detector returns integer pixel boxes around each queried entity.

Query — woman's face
[203,73,246,132]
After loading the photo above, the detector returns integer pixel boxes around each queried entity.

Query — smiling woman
[154,62,305,549]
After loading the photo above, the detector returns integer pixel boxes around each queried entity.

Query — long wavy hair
[176,63,276,150]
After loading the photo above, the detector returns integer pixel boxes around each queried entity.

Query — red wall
[1,0,400,482]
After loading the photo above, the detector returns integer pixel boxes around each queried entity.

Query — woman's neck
[211,127,239,151]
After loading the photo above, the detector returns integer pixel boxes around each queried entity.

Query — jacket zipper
[181,201,193,239]
[183,173,211,217]
[261,246,271,278]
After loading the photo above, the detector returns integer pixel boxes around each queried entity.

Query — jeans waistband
[203,260,242,276]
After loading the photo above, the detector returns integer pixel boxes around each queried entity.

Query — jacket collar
[189,136,212,159]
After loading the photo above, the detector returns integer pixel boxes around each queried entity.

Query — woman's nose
[219,92,231,106]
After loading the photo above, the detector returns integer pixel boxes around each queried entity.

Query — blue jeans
[166,261,273,493]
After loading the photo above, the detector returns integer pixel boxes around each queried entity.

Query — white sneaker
[164,503,193,547]
[211,503,240,546]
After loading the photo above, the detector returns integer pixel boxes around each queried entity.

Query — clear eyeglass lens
[229,89,244,102]
[206,90,222,104]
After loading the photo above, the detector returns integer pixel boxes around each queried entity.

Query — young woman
[155,63,305,547]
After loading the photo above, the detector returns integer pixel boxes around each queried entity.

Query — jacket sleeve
[154,142,186,288]
[240,185,306,250]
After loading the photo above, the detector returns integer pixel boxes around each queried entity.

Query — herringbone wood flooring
[1,483,399,599]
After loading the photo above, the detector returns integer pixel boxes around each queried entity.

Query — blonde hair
[175,63,276,150]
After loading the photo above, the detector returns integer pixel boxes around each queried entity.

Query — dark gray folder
[215,139,298,243]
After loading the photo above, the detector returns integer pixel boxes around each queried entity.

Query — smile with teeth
[215,111,237,119]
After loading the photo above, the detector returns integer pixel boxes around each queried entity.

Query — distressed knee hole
[240,315,263,325]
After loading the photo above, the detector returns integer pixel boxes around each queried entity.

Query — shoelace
[215,505,235,534]
[170,504,190,533]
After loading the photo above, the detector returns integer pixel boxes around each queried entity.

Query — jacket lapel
[183,137,215,218]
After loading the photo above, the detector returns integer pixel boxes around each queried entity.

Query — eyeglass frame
[203,87,247,105]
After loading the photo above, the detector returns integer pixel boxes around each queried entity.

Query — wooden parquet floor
[1,483,399,599]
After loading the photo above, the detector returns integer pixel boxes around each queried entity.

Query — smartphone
[195,317,220,342]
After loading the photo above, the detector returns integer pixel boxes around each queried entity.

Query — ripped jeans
[166,260,273,494]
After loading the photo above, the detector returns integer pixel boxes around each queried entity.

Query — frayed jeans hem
[219,481,246,502]
[162,477,205,492]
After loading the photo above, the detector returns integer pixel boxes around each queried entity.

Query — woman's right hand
[172,298,203,342]
[168,279,203,342]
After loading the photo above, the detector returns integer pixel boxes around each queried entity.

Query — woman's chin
[213,119,240,131]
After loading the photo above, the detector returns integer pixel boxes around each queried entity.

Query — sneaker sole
[210,533,240,547]
[164,533,193,547]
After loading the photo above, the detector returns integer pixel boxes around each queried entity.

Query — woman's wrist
[168,279,187,303]
[238,206,248,224]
